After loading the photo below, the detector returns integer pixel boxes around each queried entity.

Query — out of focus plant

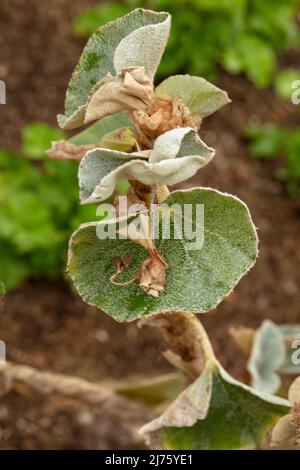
[73,0,300,89]
[271,376,300,448]
[230,320,300,395]
[245,123,300,196]
[50,8,296,449]
[274,69,300,100]
[0,123,96,290]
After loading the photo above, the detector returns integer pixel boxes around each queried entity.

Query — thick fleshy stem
[139,311,215,381]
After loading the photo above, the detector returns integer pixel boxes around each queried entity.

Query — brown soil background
[0,0,300,450]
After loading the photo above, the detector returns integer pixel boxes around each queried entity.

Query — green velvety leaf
[140,319,289,450]
[156,75,230,117]
[70,113,133,146]
[79,127,214,203]
[68,188,258,321]
[247,320,286,394]
[154,363,289,450]
[79,149,142,204]
[58,9,170,130]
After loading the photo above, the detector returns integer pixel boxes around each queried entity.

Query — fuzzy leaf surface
[58,9,170,129]
[156,75,230,117]
[141,361,289,450]
[68,188,258,321]
[247,320,286,394]
[79,128,214,204]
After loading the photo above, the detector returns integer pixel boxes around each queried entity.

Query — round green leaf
[68,188,258,321]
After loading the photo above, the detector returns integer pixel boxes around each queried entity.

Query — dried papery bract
[85,67,154,124]
[271,377,300,448]
[132,94,200,147]
[50,7,292,450]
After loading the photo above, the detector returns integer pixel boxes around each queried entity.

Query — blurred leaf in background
[245,123,300,197]
[274,68,300,100]
[73,0,300,90]
[22,122,65,159]
[0,123,96,290]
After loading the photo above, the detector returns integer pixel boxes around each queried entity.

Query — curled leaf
[79,127,214,204]
[85,67,154,124]
[47,140,97,161]
[58,9,171,130]
[140,320,289,450]
[48,128,136,161]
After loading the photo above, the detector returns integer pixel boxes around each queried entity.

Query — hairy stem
[139,311,215,381]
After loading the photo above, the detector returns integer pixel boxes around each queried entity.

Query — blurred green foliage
[0,123,96,290]
[245,123,300,196]
[73,0,300,88]
[274,69,300,100]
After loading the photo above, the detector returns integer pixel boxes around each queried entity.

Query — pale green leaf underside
[70,113,133,146]
[156,75,230,117]
[58,9,170,129]
[246,322,300,386]
[67,188,258,321]
[158,363,289,450]
[247,320,286,394]
[79,128,214,204]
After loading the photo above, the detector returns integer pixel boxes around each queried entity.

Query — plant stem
[139,311,215,381]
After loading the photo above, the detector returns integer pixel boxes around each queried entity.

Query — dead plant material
[132,94,201,146]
